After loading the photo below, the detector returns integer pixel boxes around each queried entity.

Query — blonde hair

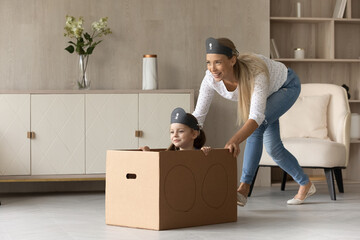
[217,38,270,125]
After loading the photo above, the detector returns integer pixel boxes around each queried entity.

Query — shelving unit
[270,0,360,181]
[270,0,360,99]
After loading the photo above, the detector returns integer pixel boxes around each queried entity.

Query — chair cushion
[260,137,347,168]
[280,94,330,140]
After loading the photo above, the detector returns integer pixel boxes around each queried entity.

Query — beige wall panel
[0,0,270,185]
[0,0,268,91]
[335,22,360,59]
[0,0,269,136]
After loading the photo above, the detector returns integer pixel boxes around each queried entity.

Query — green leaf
[77,41,85,48]
[65,45,74,53]
[84,41,92,47]
[68,41,76,45]
[76,45,86,55]
[78,37,84,45]
[84,32,91,41]
[86,46,95,55]
[93,40,102,47]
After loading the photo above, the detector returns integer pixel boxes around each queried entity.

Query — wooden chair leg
[248,166,259,197]
[324,168,336,200]
[281,170,287,191]
[334,168,344,193]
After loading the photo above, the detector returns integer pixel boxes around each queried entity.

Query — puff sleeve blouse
[193,54,288,127]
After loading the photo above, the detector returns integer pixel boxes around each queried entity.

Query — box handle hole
[126,173,137,179]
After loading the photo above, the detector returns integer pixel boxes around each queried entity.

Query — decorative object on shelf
[350,113,360,139]
[332,0,347,18]
[341,84,351,99]
[64,15,112,89]
[142,55,158,90]
[294,48,305,59]
[270,39,280,59]
[296,2,301,18]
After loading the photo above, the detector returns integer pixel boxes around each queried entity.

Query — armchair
[249,83,351,200]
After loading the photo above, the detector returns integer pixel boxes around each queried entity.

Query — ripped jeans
[240,68,309,186]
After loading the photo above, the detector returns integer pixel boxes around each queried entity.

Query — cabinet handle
[135,130,143,137]
[27,132,36,139]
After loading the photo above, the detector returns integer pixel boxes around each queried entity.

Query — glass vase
[78,54,91,89]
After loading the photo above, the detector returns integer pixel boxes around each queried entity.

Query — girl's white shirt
[193,54,288,126]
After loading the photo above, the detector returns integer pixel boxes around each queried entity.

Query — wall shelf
[271,17,360,23]
[273,58,360,63]
[270,0,360,181]
[270,0,360,98]
[271,17,334,22]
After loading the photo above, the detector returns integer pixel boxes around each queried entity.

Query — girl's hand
[140,146,150,151]
[201,146,212,156]
[225,142,240,158]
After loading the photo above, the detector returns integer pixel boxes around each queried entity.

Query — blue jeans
[240,68,309,186]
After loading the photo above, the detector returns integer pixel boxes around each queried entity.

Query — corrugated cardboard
[105,149,237,230]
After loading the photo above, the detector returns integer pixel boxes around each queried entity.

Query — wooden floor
[0,181,359,240]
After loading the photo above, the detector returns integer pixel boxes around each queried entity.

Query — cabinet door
[0,94,30,175]
[31,94,85,175]
[139,93,191,148]
[85,94,138,174]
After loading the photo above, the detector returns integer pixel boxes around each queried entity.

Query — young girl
[141,107,211,154]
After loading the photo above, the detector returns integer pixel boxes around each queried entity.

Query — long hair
[167,129,206,151]
[217,38,270,125]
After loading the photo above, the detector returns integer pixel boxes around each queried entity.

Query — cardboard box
[105,149,237,230]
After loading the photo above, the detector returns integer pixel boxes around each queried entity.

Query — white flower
[64,16,84,39]
[64,15,112,55]
[91,17,107,31]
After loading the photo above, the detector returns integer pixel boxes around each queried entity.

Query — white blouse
[193,54,288,126]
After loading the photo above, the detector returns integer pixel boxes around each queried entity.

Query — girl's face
[170,123,198,150]
[206,54,236,82]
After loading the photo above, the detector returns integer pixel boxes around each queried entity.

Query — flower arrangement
[64,15,112,55]
[64,15,112,89]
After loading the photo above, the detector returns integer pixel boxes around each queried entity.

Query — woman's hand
[225,119,258,158]
[225,142,240,158]
[201,146,212,156]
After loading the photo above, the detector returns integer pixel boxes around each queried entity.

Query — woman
[193,37,316,206]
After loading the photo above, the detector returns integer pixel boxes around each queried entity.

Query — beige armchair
[249,83,351,200]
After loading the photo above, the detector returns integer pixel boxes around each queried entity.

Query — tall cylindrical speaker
[350,113,360,139]
[142,54,158,90]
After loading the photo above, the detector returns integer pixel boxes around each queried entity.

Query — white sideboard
[0,94,31,175]
[0,90,194,180]
[31,94,86,175]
